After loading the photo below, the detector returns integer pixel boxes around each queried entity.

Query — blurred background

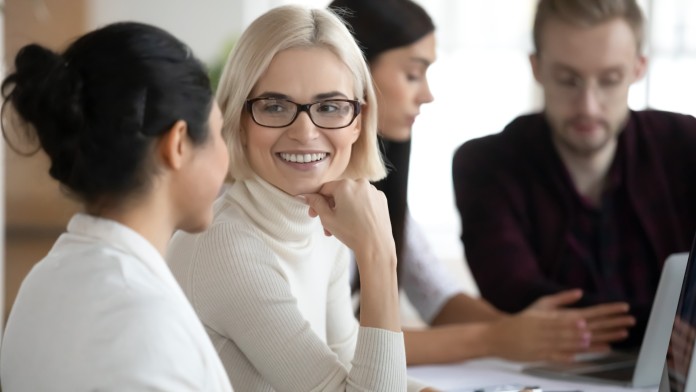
[3,0,695,328]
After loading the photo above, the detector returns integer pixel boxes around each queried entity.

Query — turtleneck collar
[224,175,321,242]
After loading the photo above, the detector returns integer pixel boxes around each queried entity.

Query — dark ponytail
[330,0,433,296]
[2,22,213,207]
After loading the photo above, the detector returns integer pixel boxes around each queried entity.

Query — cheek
[332,132,360,157]
[245,128,274,155]
[217,143,230,177]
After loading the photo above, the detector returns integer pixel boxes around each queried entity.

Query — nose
[576,84,602,116]
[286,111,320,143]
[418,79,434,105]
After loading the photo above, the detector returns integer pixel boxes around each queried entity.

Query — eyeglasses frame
[244,97,362,129]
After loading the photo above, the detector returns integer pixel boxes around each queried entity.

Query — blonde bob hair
[216,5,386,182]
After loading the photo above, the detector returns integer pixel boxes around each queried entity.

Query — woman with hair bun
[0,22,232,391]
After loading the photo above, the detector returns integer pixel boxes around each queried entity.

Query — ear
[633,54,648,82]
[349,107,363,144]
[158,120,189,170]
[529,53,542,83]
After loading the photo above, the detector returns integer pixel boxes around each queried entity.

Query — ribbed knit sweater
[168,176,421,391]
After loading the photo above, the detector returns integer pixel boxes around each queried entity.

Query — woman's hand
[487,289,635,362]
[526,289,635,351]
[485,308,592,362]
[302,179,400,331]
[302,178,396,265]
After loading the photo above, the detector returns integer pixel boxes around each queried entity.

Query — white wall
[87,0,327,66]
[87,0,244,66]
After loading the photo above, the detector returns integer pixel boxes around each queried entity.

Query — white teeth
[280,152,327,163]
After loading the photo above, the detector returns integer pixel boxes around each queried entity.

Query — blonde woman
[168,5,431,392]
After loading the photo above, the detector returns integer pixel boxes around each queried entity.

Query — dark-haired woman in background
[0,22,232,391]
[330,0,634,365]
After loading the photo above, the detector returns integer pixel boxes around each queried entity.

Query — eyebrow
[551,63,624,75]
[253,91,350,101]
[409,57,433,68]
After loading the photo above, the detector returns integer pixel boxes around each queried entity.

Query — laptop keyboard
[532,353,636,372]
[579,365,636,382]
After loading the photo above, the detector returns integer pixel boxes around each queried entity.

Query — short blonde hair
[533,0,645,54]
[216,5,386,182]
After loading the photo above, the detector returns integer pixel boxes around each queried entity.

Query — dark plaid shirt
[453,110,696,348]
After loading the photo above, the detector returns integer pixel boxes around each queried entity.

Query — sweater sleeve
[190,222,407,391]
[325,247,359,368]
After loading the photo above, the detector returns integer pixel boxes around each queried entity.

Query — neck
[554,138,617,206]
[93,192,174,256]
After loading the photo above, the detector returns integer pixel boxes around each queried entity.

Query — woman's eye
[318,103,339,113]
[262,103,287,113]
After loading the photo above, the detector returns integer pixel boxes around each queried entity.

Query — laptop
[522,251,689,387]
[659,236,696,392]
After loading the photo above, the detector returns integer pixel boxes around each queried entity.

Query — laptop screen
[666,233,696,392]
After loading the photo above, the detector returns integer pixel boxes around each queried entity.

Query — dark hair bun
[3,43,86,189]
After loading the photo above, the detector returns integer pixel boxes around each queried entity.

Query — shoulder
[630,109,696,136]
[453,112,546,171]
[2,254,208,390]
[625,110,696,157]
[24,240,167,302]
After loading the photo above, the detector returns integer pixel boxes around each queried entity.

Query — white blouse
[0,213,232,392]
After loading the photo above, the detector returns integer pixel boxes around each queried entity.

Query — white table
[408,359,659,392]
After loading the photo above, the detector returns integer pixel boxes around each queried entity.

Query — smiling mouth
[278,152,328,163]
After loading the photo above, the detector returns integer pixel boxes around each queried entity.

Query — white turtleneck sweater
[168,177,424,391]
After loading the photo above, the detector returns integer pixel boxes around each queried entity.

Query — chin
[286,186,320,197]
[379,124,412,142]
[382,130,412,142]
[179,214,213,234]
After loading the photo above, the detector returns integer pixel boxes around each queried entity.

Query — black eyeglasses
[245,97,361,129]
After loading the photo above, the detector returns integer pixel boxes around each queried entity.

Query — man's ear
[529,53,542,83]
[633,55,648,82]
[158,120,189,170]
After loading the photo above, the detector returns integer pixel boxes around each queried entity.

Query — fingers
[589,328,630,344]
[586,314,635,331]
[511,298,637,362]
[498,313,593,361]
[567,302,634,345]
[575,302,631,320]
[299,179,394,258]
[300,194,334,236]
[529,289,583,310]
[301,193,331,217]
[544,318,592,350]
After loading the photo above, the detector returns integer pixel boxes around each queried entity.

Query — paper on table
[407,359,656,392]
